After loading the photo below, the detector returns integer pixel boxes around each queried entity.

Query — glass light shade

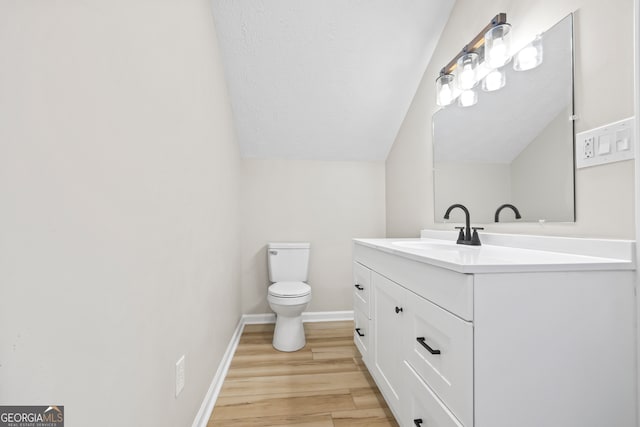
[485,23,512,68]
[514,35,543,71]
[436,73,456,107]
[455,52,479,90]
[482,68,506,92]
[458,89,477,107]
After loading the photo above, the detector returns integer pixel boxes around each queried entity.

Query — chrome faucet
[444,204,483,246]
[494,203,522,222]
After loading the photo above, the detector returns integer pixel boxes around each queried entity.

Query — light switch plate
[576,117,635,168]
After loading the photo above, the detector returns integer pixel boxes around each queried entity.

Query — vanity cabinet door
[371,272,407,417]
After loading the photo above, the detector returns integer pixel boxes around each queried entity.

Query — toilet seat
[268,281,311,298]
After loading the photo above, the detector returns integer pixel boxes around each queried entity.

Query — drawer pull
[416,337,441,355]
[355,328,365,337]
[354,284,364,290]
[395,306,403,314]
[414,419,423,426]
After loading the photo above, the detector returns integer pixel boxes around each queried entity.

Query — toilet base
[272,313,306,352]
[267,292,311,352]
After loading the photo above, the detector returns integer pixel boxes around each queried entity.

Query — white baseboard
[191,310,355,427]
[302,310,354,322]
[242,310,354,324]
[191,318,245,427]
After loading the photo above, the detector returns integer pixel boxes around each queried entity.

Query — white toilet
[267,242,312,352]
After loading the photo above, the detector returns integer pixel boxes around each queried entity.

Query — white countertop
[354,232,635,274]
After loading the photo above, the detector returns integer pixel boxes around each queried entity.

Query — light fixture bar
[439,13,507,76]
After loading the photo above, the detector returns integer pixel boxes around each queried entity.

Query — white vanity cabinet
[353,235,636,427]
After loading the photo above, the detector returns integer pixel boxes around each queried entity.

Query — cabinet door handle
[354,284,364,290]
[414,419,423,426]
[395,306,403,314]
[416,337,441,355]
[355,328,365,337]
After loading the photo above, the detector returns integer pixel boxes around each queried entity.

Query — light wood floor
[207,321,399,427]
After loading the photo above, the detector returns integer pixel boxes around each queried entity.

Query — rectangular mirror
[433,14,574,224]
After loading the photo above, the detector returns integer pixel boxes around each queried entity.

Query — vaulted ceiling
[211,0,455,161]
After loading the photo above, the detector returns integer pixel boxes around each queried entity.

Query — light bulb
[455,52,479,90]
[490,41,507,64]
[439,86,453,105]
[514,35,543,71]
[459,65,475,88]
[482,69,506,92]
[458,89,477,107]
[485,24,512,68]
[435,73,456,106]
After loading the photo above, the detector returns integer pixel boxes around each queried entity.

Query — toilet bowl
[268,281,312,352]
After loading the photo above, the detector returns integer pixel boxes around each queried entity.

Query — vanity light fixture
[436,13,513,107]
[436,13,508,107]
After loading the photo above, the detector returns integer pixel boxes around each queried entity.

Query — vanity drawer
[354,308,370,365]
[405,361,464,427]
[353,262,371,318]
[353,243,473,320]
[406,292,473,427]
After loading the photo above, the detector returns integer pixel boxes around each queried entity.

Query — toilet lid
[269,281,311,298]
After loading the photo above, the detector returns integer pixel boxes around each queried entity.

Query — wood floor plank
[220,370,373,396]
[350,387,390,409]
[304,337,355,348]
[208,413,334,427]
[226,358,359,378]
[230,351,314,364]
[242,323,276,333]
[311,347,359,360]
[215,388,352,406]
[207,320,397,426]
[331,408,399,426]
[212,392,355,420]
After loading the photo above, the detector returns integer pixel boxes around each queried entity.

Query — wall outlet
[583,137,594,159]
[175,355,185,397]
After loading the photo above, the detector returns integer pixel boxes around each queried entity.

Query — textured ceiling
[210,0,456,161]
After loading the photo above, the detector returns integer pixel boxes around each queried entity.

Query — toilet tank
[267,242,310,283]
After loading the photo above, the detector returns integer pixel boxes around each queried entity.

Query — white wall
[240,159,386,314]
[0,1,241,426]
[434,162,511,223]
[511,106,574,221]
[387,0,635,239]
